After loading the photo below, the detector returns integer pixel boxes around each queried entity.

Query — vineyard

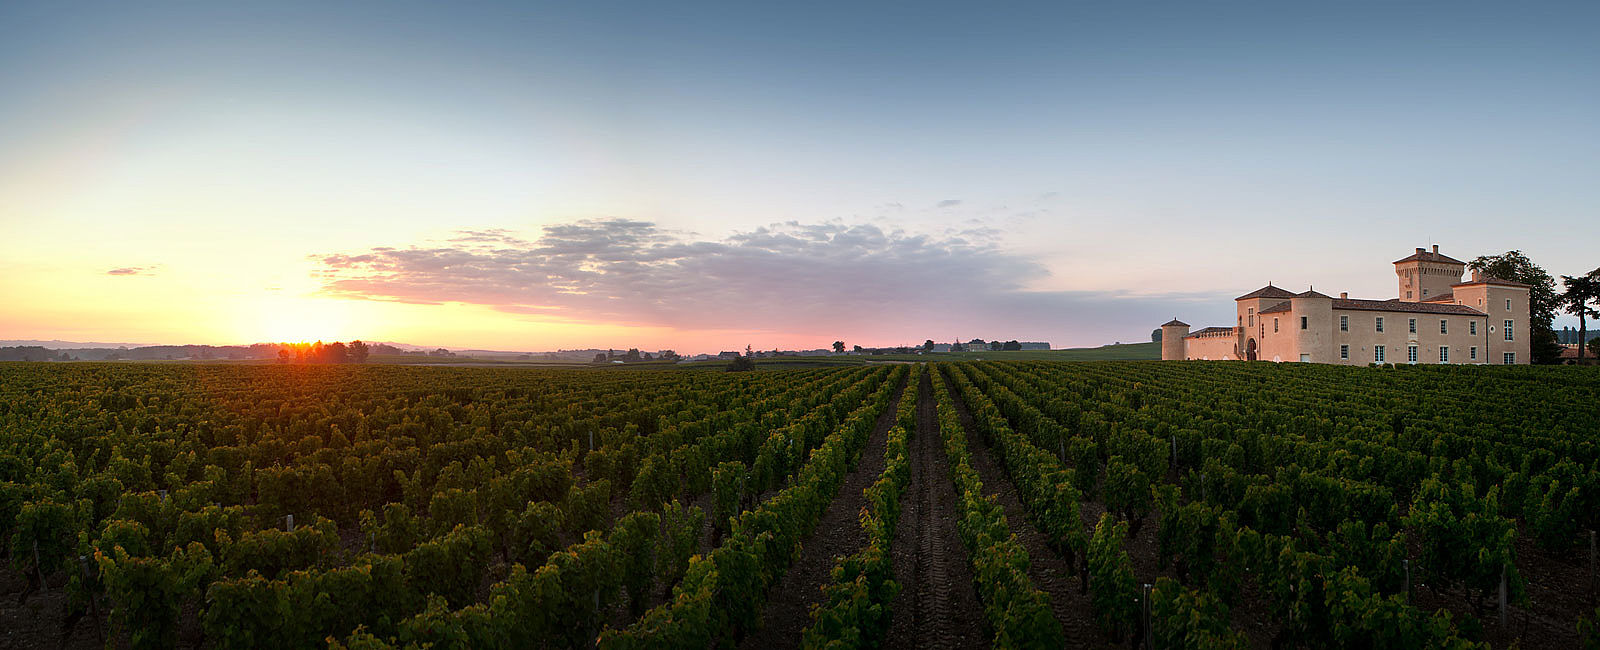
[2,361,1598,649]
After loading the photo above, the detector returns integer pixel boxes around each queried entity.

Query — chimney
[1472,269,1483,282]
[1340,292,1348,299]
[1432,244,1439,254]
[1416,247,1426,255]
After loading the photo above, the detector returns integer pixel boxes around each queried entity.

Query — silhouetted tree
[1151,329,1162,343]
[349,340,370,363]
[852,345,863,353]
[593,353,607,363]
[923,339,935,351]
[659,350,680,361]
[1561,270,1600,361]
[989,340,1003,351]
[832,341,845,354]
[625,348,642,362]
[726,356,756,372]
[1003,340,1022,351]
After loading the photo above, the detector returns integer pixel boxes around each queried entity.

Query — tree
[659,349,680,361]
[832,341,845,354]
[348,340,370,363]
[726,356,755,372]
[593,353,607,363]
[744,344,753,358]
[1560,270,1599,361]
[1589,338,1600,358]
[852,345,864,353]
[923,339,935,351]
[1471,251,1563,363]
[1003,340,1022,351]
[624,348,642,362]
[1151,328,1162,343]
[951,341,964,352]
[988,340,1003,351]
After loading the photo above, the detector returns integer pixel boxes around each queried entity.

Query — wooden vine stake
[1589,529,1596,604]
[78,555,104,643]
[285,513,295,532]
[34,540,47,591]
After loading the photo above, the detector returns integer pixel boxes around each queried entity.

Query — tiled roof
[1161,319,1189,327]
[1235,285,1297,301]
[1421,292,1455,303]
[1258,297,1487,316]
[1453,275,1530,288]
[1296,290,1332,299]
[1332,298,1485,316]
[1184,326,1235,338]
[1393,249,1467,265]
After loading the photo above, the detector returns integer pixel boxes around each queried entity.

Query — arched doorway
[1245,338,1257,361]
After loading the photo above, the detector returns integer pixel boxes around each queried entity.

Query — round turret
[1160,319,1189,360]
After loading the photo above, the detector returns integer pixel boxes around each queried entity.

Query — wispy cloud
[106,266,154,276]
[935,199,963,208]
[312,219,1212,344]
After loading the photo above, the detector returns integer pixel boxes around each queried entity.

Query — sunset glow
[3,2,1596,352]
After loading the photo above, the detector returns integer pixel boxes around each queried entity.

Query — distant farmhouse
[1161,246,1530,365]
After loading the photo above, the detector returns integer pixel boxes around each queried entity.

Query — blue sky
[1,1,1595,350]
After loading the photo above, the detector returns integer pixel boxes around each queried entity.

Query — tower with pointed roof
[1159,319,1189,360]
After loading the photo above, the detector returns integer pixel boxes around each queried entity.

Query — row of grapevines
[800,363,924,648]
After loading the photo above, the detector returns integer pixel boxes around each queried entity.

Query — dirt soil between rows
[884,370,988,650]
[738,370,909,650]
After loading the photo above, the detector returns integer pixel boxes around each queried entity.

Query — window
[1376,317,1384,333]
[1503,352,1516,365]
[1300,316,1307,330]
[1505,299,1512,311]
[1340,344,1349,360]
[1440,319,1448,334]
[1422,288,1429,297]
[1440,346,1449,363]
[1340,315,1348,331]
[1300,354,1310,362]
[1374,345,1386,362]
[1247,308,1254,328]
[1406,290,1413,299]
[1408,318,1416,334]
[1470,346,1477,361]
[1407,345,1418,363]
[1469,321,1477,335]
[1504,319,1514,341]
[1273,318,1278,333]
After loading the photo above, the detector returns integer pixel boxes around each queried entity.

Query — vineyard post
[1590,529,1596,603]
[33,540,47,591]
[1140,582,1152,649]
[77,555,104,643]
[1170,435,1176,471]
[1498,564,1507,627]
[286,513,294,532]
[1403,559,1411,603]
[1200,474,1206,503]
[589,429,594,451]
[158,489,167,503]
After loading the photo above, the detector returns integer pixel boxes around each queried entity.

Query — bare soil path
[737,371,909,650]
[884,370,987,650]
[936,368,1105,646]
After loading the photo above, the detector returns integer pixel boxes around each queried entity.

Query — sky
[2,1,1596,353]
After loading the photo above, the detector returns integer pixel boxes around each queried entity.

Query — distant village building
[716,351,742,360]
[1160,246,1530,365]
[1018,342,1051,351]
